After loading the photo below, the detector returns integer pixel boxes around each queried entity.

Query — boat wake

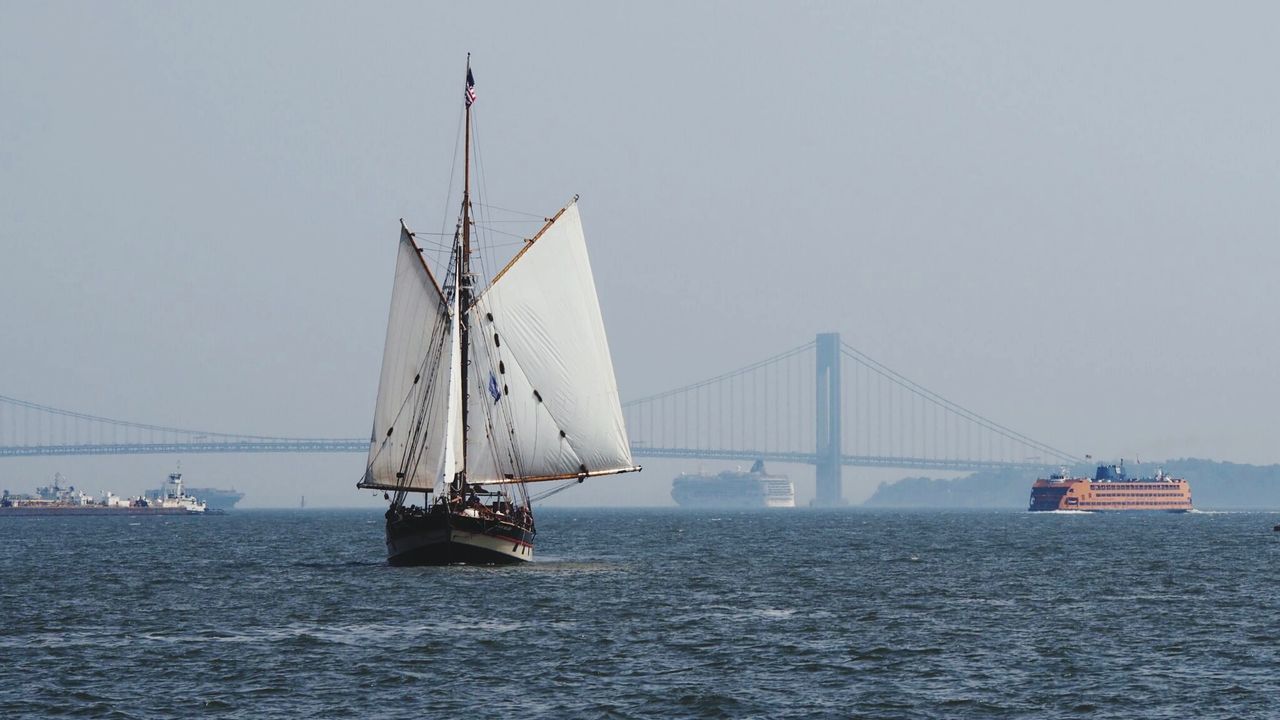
[1185,509,1279,515]
[524,558,624,574]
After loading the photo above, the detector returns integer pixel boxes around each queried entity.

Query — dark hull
[386,506,534,566]
[1028,507,1191,514]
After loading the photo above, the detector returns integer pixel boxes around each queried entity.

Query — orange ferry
[1029,462,1192,512]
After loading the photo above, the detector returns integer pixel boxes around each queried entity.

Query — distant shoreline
[864,458,1280,510]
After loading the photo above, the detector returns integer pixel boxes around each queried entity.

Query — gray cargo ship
[184,487,245,511]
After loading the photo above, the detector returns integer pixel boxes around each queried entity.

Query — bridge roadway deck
[0,440,368,457]
[0,441,1047,471]
[630,447,1045,472]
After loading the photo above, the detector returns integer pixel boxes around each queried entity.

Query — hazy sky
[2,2,1277,506]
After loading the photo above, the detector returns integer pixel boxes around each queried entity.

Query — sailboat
[358,58,641,565]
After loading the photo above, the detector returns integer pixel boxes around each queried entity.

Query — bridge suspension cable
[622,340,817,464]
[620,335,1075,471]
[0,394,294,441]
[623,340,815,406]
[0,393,364,457]
[837,343,1076,465]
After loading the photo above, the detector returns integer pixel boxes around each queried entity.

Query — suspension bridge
[0,333,1075,504]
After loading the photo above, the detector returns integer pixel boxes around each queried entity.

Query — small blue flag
[488,373,501,403]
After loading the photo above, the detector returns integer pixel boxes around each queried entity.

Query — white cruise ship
[671,460,795,508]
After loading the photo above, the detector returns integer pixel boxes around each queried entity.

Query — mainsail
[360,226,457,492]
[464,201,638,483]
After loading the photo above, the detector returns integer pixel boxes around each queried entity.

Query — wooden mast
[458,54,473,490]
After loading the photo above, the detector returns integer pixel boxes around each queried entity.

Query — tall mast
[458,54,473,482]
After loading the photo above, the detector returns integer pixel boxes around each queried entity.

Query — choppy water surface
[2,508,1278,718]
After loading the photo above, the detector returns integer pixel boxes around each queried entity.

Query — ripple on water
[1,509,1278,719]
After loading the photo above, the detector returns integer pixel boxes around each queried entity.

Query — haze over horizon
[3,2,1277,507]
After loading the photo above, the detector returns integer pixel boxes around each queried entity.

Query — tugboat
[1029,461,1192,512]
[141,469,208,513]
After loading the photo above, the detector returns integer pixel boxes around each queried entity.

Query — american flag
[465,68,477,107]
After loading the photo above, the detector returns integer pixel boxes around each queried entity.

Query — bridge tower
[813,332,845,506]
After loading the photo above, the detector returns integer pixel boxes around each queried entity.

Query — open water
[1,508,1278,719]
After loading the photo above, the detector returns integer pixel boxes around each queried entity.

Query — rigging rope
[839,342,1076,463]
[473,202,546,219]
[623,341,816,406]
[468,299,532,490]
[528,478,581,503]
[362,296,452,494]
[393,312,452,503]
[435,101,465,271]
[473,224,535,242]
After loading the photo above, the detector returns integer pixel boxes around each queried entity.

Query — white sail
[437,255,465,493]
[361,227,455,492]
[464,202,637,482]
[465,325,580,482]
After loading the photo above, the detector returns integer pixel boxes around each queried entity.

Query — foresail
[361,227,454,492]
[464,202,637,483]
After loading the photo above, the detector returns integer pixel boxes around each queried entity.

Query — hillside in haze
[863,459,1280,509]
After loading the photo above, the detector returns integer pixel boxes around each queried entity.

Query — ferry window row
[1091,492,1182,497]
[1079,501,1185,507]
